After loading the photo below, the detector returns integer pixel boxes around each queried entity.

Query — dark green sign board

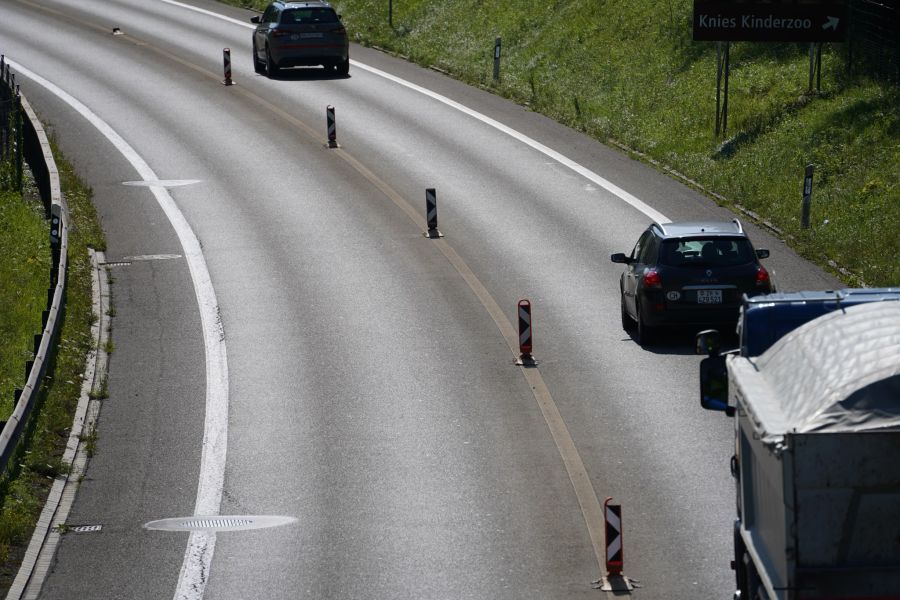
[693,1,848,42]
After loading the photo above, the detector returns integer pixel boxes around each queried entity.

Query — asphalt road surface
[1,1,840,598]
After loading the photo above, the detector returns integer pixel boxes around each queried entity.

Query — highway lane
[1,0,841,598]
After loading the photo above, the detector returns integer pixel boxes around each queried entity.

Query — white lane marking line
[351,61,670,224]
[123,179,202,187]
[124,254,183,261]
[5,59,229,600]
[156,0,669,225]
[159,0,254,27]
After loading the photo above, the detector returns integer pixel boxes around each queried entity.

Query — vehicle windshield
[280,8,338,24]
[659,237,755,267]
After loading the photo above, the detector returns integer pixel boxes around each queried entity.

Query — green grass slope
[0,189,49,416]
[234,0,898,285]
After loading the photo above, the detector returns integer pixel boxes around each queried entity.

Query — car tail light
[272,29,291,37]
[642,269,662,288]
[755,265,770,288]
[332,26,346,34]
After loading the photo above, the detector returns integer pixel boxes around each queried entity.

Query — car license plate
[300,33,324,38]
[697,289,723,304]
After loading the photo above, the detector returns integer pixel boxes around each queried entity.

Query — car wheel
[635,301,656,346]
[252,41,265,74]
[336,58,349,76]
[620,293,634,332]
[265,46,279,78]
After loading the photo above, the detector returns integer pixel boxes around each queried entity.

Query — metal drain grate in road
[143,515,297,532]
[70,525,103,533]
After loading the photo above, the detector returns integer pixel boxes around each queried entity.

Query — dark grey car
[611,220,773,345]
[251,1,349,77]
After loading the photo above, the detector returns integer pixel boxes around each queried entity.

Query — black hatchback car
[611,219,773,345]
[251,1,349,77]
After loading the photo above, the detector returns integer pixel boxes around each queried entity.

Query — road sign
[693,1,848,43]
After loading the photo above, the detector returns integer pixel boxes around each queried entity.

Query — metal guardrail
[0,60,68,479]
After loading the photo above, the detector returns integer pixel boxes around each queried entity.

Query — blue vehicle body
[738,288,900,357]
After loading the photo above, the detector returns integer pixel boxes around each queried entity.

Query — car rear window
[659,237,755,267]
[280,8,338,24]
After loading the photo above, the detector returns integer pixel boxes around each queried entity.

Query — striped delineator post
[604,497,623,577]
[326,105,337,148]
[222,48,233,86]
[424,188,443,238]
[517,299,534,364]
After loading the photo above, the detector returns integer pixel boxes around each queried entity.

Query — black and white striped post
[516,299,535,365]
[801,164,814,229]
[493,37,502,81]
[604,497,623,577]
[326,105,338,148]
[424,188,442,238]
[222,48,233,86]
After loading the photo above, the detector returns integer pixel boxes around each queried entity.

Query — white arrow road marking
[5,59,229,600]
[123,179,202,187]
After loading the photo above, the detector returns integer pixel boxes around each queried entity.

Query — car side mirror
[755,248,770,259]
[700,355,733,415]
[610,253,631,264]
[250,16,260,23]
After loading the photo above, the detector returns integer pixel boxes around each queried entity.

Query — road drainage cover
[143,515,297,532]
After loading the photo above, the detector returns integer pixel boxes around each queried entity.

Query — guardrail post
[50,204,62,273]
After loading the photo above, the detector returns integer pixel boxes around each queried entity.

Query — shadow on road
[622,328,739,356]
[262,67,351,82]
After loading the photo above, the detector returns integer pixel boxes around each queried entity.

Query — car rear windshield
[659,237,755,267]
[280,8,338,24]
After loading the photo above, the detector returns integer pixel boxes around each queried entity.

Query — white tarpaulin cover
[729,301,900,444]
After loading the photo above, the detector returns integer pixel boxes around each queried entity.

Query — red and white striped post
[222,48,233,86]
[517,299,534,365]
[604,497,624,577]
[326,105,338,148]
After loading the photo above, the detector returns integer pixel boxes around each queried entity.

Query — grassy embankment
[0,144,104,590]
[232,0,898,286]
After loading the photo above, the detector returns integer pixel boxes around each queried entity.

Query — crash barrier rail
[0,57,69,481]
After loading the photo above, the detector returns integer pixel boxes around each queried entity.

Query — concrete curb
[6,250,110,600]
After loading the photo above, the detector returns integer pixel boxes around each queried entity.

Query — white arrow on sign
[823,16,840,30]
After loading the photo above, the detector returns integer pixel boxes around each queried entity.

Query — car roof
[651,219,745,239]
